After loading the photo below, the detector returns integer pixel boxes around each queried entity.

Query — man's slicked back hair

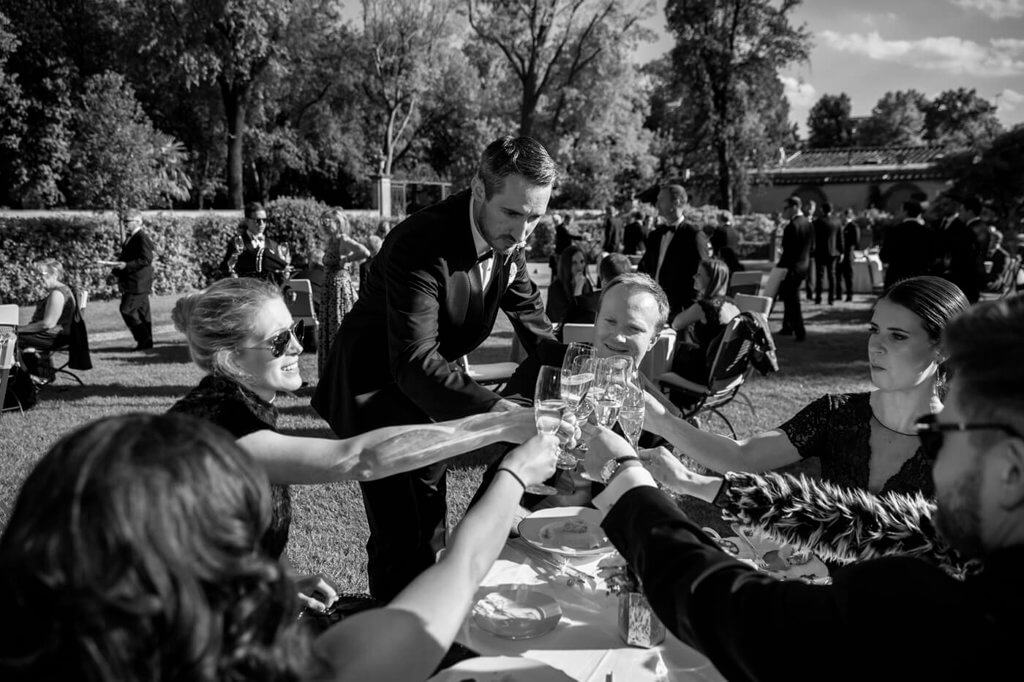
[478,136,558,198]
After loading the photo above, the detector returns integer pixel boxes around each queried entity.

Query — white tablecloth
[453,542,725,681]
[850,251,883,293]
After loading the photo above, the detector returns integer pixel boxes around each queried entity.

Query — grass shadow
[39,383,195,401]
[106,344,194,364]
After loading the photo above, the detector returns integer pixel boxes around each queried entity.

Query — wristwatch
[600,455,641,485]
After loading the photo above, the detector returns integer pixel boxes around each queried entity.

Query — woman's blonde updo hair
[318,208,350,240]
[172,278,282,379]
[34,258,65,281]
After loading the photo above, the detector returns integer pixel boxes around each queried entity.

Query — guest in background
[777,196,813,341]
[940,195,988,304]
[667,258,740,391]
[219,202,290,285]
[710,210,744,276]
[639,184,710,321]
[546,244,595,328]
[316,208,370,379]
[986,229,1010,291]
[622,211,646,256]
[108,209,156,350]
[804,199,818,301]
[359,234,384,298]
[836,208,860,302]
[293,246,326,311]
[812,202,842,305]
[881,200,934,289]
[15,259,77,382]
[602,205,624,254]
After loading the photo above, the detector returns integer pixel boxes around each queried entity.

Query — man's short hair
[821,202,832,215]
[962,196,983,216]
[943,295,1024,437]
[244,202,265,218]
[599,253,632,285]
[478,136,558,198]
[785,196,802,210]
[661,184,688,207]
[598,272,670,332]
[903,201,924,218]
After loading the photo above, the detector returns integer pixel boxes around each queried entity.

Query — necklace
[871,412,917,437]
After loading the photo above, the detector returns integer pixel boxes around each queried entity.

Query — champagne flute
[528,365,565,496]
[618,380,645,453]
[558,343,595,468]
[591,355,632,428]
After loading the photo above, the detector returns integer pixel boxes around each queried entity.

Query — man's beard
[933,464,985,559]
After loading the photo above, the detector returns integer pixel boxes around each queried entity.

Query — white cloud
[949,0,1024,19]
[820,30,1024,77]
[780,76,817,107]
[858,12,898,27]
[997,88,1024,112]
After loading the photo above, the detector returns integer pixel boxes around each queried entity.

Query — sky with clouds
[635,0,1024,137]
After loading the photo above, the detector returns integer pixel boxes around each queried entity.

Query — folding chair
[26,290,91,387]
[733,293,773,316]
[0,304,22,415]
[761,267,787,300]
[283,279,319,351]
[727,271,763,297]
[657,316,758,438]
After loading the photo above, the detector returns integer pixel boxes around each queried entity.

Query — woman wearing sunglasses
[169,277,568,611]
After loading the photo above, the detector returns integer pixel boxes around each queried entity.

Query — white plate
[472,586,562,639]
[428,656,574,682]
[517,506,613,557]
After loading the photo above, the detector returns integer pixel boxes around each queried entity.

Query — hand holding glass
[529,366,567,495]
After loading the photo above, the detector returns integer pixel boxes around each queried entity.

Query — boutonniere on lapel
[507,261,518,290]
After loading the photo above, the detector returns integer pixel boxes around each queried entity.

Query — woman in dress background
[317,209,370,378]
[16,259,77,382]
[545,244,595,329]
[645,276,969,498]
[668,258,741,389]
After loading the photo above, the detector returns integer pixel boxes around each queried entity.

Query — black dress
[670,297,735,386]
[168,374,293,558]
[778,391,934,497]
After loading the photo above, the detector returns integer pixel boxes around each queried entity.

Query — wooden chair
[727,271,763,297]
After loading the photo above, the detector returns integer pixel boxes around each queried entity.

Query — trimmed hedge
[0,198,386,303]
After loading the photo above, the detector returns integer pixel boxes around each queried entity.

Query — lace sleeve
[777,394,834,461]
[716,471,972,578]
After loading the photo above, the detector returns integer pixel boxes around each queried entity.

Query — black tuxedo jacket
[219,229,289,284]
[777,215,813,276]
[114,229,155,294]
[812,214,842,261]
[312,190,557,436]
[602,485,1023,682]
[638,222,709,317]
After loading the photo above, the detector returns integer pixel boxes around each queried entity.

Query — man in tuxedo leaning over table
[312,136,560,601]
[582,295,1024,682]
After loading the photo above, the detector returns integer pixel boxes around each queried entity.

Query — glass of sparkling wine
[529,365,565,495]
[618,381,645,452]
[558,343,596,468]
[592,355,632,428]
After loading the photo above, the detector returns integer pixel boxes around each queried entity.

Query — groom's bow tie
[476,250,494,264]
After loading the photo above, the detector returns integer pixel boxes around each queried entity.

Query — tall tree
[923,87,1003,150]
[466,0,653,140]
[856,90,927,147]
[123,0,294,208]
[0,10,26,207]
[806,93,855,148]
[663,0,811,210]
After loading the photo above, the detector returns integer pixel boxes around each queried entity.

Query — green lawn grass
[0,268,877,592]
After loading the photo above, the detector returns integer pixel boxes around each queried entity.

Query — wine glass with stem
[528,365,566,496]
[591,355,632,429]
[617,379,645,453]
[558,342,596,469]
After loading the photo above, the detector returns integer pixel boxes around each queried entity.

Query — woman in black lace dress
[169,278,562,610]
[644,276,969,497]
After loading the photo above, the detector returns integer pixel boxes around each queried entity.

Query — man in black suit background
[639,184,709,324]
[812,202,842,304]
[111,209,155,350]
[777,196,812,341]
[881,200,934,289]
[312,136,559,601]
[219,202,290,285]
[836,208,860,302]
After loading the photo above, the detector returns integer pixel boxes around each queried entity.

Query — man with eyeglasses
[219,202,290,285]
[581,295,1024,681]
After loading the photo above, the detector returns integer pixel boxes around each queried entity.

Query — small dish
[472,586,562,639]
[517,506,613,557]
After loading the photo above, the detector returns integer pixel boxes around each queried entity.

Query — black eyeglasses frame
[914,413,1021,459]
[242,319,304,358]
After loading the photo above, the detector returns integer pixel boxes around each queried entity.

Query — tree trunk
[519,72,540,138]
[717,139,732,211]
[221,79,249,209]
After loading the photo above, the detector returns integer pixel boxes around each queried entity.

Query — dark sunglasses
[243,320,303,358]
[914,413,1021,460]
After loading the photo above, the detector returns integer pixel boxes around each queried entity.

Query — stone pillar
[371,174,392,218]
